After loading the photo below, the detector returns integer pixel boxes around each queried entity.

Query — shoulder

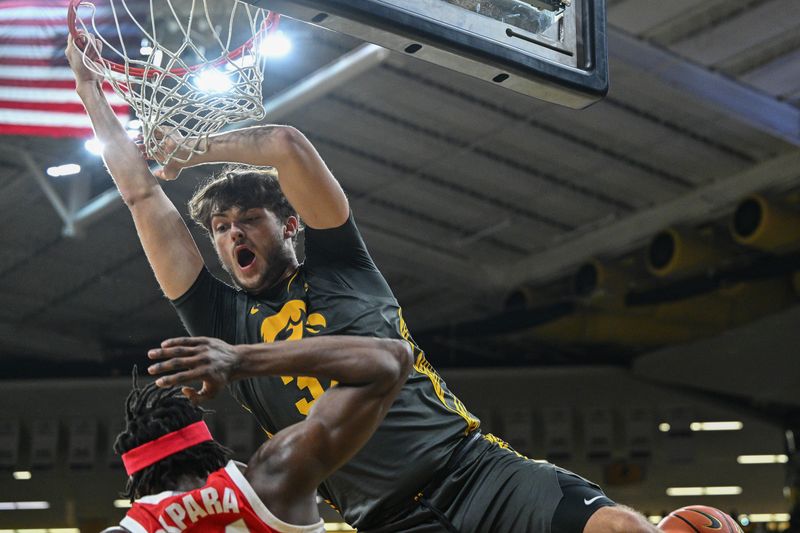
[226,459,324,532]
[171,267,237,304]
[246,421,328,496]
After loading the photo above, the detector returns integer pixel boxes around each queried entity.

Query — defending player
[68,31,656,533]
[111,335,411,532]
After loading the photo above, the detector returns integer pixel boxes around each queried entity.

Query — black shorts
[362,432,616,533]
[551,469,616,533]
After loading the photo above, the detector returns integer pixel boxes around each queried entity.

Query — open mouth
[235,246,256,269]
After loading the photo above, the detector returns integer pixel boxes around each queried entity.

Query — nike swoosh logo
[689,509,722,529]
[584,496,605,506]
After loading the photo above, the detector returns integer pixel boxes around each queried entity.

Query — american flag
[0,0,130,137]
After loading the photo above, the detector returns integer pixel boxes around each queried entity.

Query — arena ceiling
[0,0,799,410]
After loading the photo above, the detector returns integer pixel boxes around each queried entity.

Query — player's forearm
[184,125,349,228]
[76,81,158,204]
[235,336,412,391]
[185,125,291,167]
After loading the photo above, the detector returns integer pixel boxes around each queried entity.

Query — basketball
[658,506,743,532]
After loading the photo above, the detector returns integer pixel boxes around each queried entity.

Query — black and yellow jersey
[172,214,479,530]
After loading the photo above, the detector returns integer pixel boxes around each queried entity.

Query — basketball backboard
[244,0,608,109]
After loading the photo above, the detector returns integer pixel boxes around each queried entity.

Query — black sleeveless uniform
[172,215,613,532]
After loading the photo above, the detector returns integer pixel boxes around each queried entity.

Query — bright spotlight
[260,31,291,58]
[194,69,233,93]
[46,164,81,177]
[84,138,104,156]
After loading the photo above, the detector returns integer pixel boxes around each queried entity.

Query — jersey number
[282,376,331,415]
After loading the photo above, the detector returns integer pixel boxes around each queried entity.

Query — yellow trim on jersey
[286,269,300,293]
[483,433,532,460]
[398,309,480,435]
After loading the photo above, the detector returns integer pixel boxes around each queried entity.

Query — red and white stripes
[0,0,129,138]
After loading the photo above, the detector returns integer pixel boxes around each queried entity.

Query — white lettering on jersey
[165,503,187,530]
[222,487,239,514]
[183,494,209,523]
[157,514,180,532]
[201,487,223,515]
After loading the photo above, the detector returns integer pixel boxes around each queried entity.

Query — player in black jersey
[69,32,656,533]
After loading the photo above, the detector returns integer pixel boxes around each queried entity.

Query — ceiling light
[0,501,50,510]
[147,49,163,68]
[647,516,662,524]
[260,31,291,58]
[704,486,743,495]
[690,421,743,431]
[658,422,670,432]
[113,499,132,508]
[12,471,31,480]
[0,530,79,533]
[46,164,81,177]
[194,69,233,93]
[666,486,742,496]
[84,138,103,156]
[666,487,704,496]
[737,454,788,464]
[743,513,790,523]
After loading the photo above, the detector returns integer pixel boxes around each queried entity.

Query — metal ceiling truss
[609,27,800,147]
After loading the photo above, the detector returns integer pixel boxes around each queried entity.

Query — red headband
[121,421,213,476]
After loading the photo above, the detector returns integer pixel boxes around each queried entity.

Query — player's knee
[586,506,655,533]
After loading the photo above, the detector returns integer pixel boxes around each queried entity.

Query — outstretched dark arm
[147,335,412,524]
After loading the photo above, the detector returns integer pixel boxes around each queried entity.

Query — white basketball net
[71,0,274,165]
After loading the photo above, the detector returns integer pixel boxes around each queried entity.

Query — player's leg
[550,469,656,533]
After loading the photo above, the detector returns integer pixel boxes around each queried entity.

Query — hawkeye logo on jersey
[153,486,239,532]
[260,300,327,342]
[260,300,331,416]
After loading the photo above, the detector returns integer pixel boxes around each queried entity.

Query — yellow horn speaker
[573,259,633,307]
[646,228,726,278]
[504,284,544,310]
[730,194,800,252]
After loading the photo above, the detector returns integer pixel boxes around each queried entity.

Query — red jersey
[120,461,325,533]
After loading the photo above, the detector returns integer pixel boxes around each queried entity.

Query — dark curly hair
[113,373,231,501]
[188,165,298,237]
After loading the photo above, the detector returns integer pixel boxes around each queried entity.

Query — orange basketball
[658,505,743,532]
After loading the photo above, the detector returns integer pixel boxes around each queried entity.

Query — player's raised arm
[66,34,203,300]
[147,335,412,515]
[156,125,349,230]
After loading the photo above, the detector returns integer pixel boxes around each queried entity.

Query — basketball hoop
[68,0,279,165]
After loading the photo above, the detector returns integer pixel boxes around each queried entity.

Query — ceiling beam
[608,28,800,146]
[358,224,494,291]
[253,43,389,124]
[14,148,75,236]
[501,149,800,289]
